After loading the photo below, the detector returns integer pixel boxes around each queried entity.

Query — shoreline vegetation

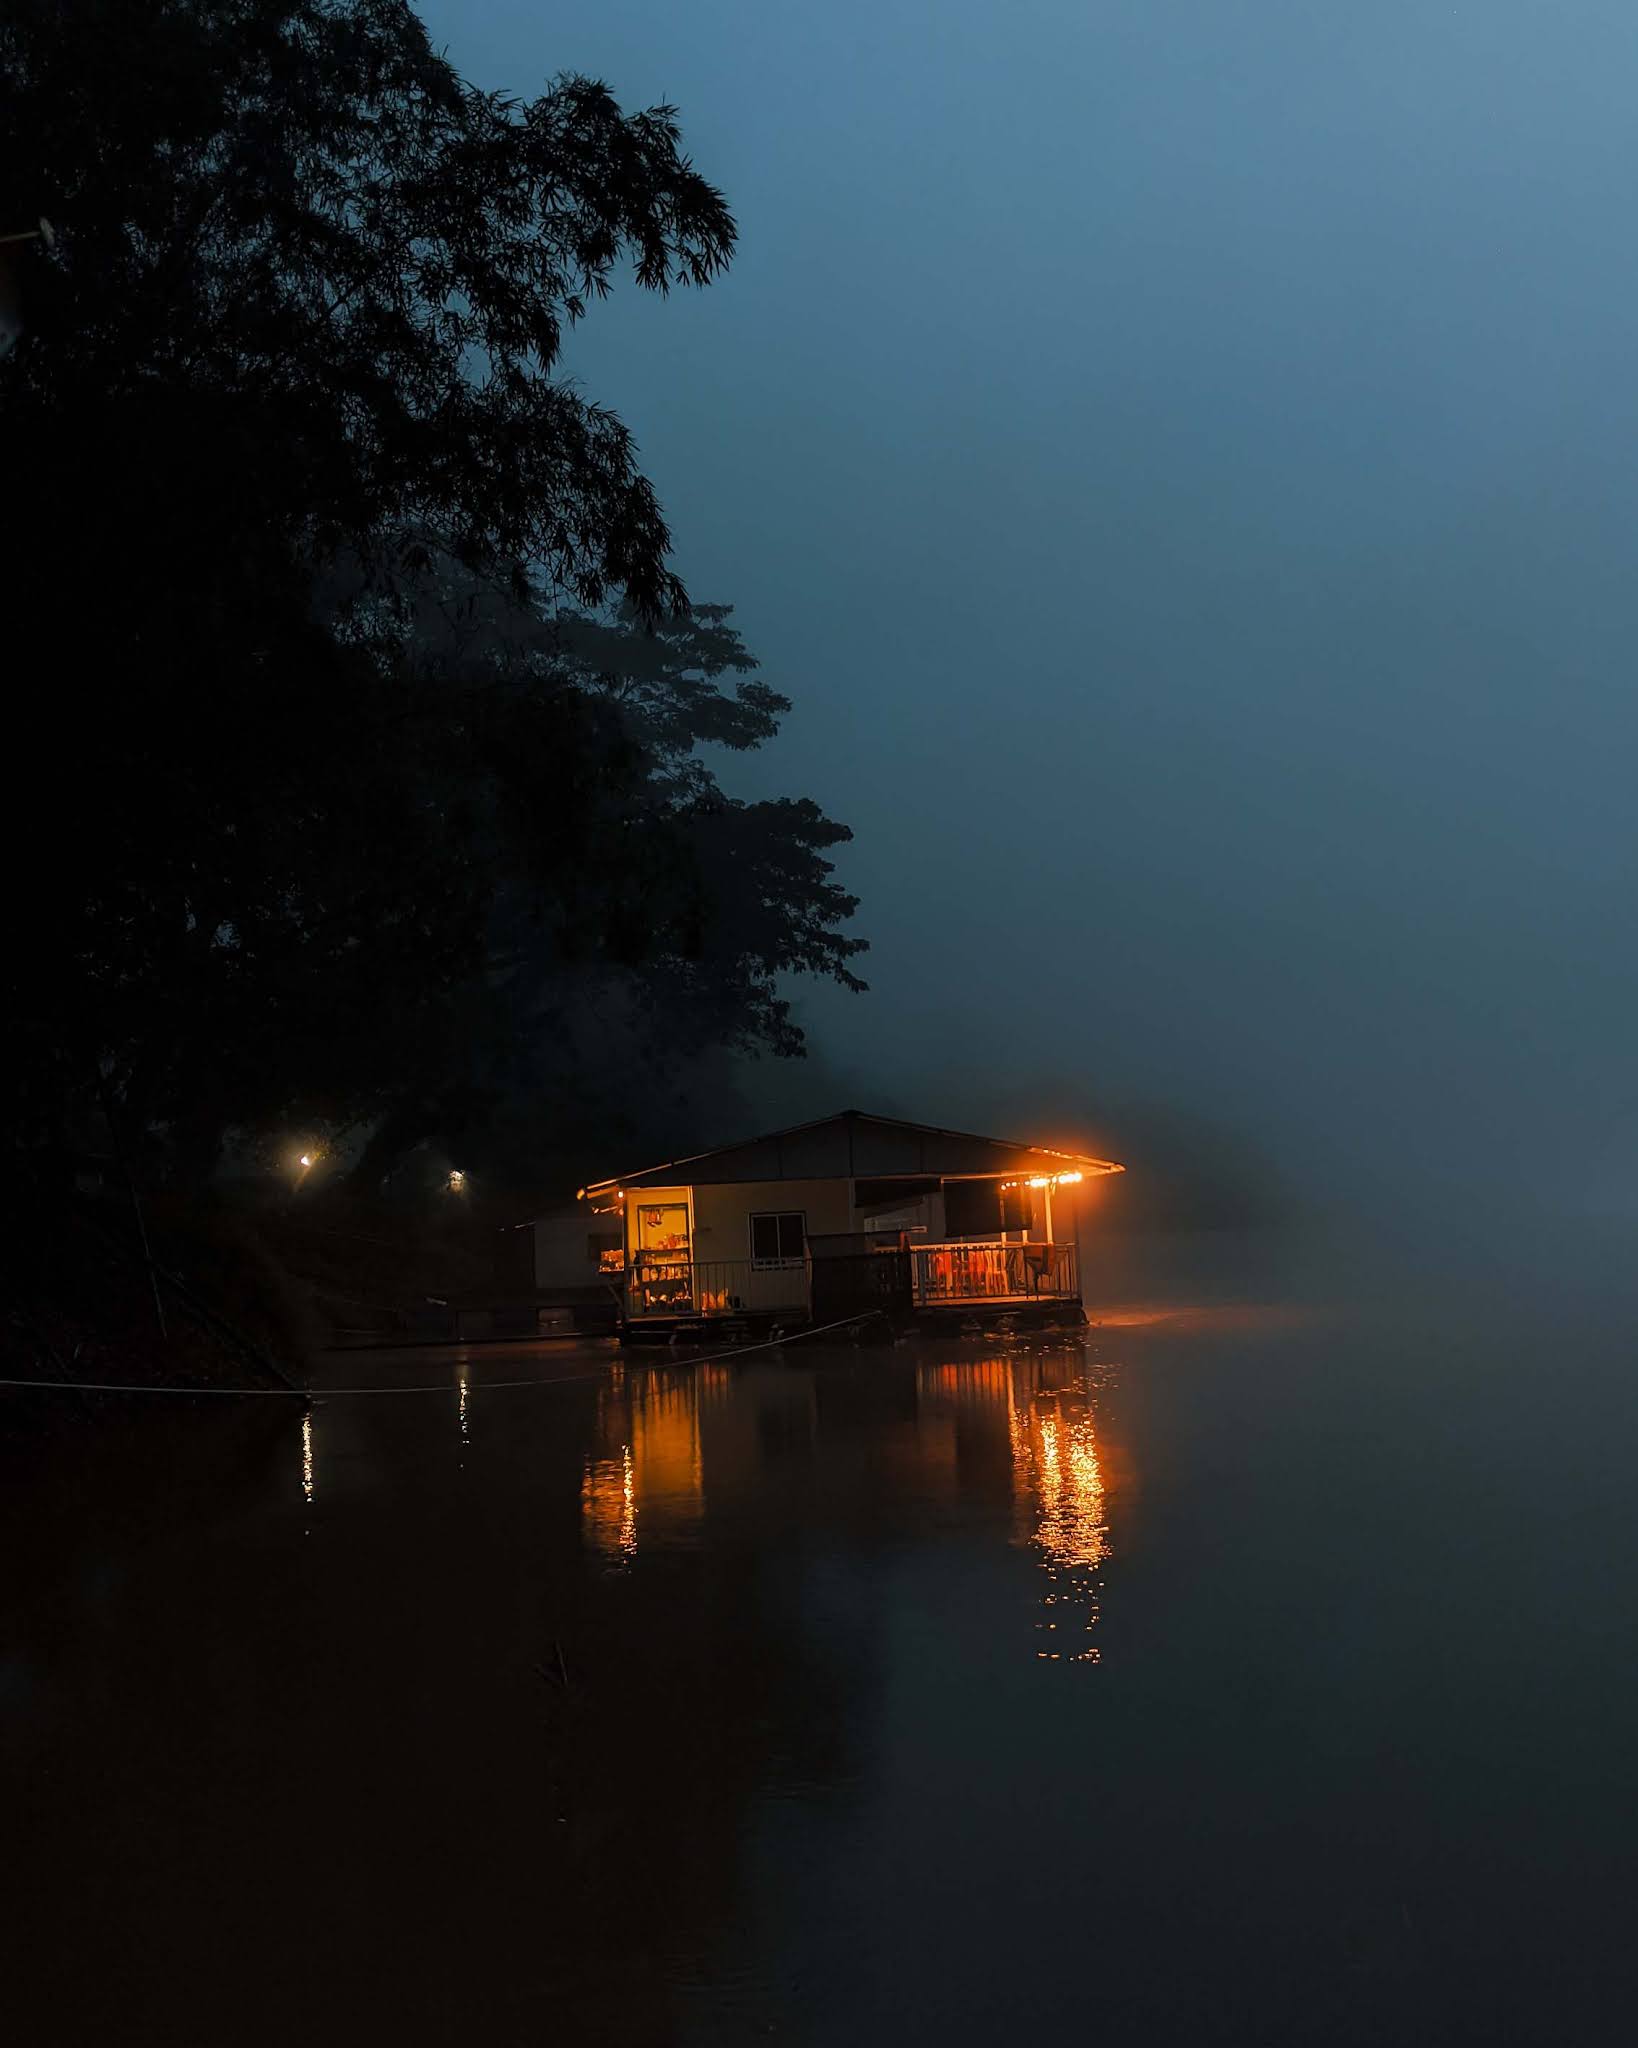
[2,1,862,1389]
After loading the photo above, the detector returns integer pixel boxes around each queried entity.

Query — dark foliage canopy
[0,0,865,1188]
[3,0,738,613]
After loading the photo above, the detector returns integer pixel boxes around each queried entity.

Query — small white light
[299,1154,312,1169]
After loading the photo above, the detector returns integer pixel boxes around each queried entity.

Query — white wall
[534,1206,622,1290]
[690,1177,856,1261]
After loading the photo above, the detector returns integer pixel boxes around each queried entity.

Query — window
[750,1211,806,1263]
[634,1203,690,1257]
[943,1179,1003,1238]
[854,1176,938,1238]
[588,1233,623,1273]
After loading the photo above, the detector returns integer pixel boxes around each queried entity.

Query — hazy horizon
[425,1,1638,1228]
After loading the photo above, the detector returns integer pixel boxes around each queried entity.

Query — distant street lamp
[447,1169,466,1192]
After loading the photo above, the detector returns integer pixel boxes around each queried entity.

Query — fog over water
[426,0,1638,1235]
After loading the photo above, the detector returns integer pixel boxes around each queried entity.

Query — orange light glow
[1002,1168,1088,1191]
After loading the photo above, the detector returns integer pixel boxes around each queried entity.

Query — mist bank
[731,1027,1634,1291]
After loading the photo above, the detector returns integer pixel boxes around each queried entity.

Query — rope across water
[0,1312,890,1399]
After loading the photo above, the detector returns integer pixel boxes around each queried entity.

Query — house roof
[580,1109,1124,1196]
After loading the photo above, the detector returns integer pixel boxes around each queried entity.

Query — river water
[6,1230,1637,2044]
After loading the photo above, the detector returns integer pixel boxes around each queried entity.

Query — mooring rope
[0,1311,890,1399]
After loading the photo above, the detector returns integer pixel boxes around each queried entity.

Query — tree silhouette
[1,2,864,1187]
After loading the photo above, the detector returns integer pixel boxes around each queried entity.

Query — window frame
[748,1209,807,1266]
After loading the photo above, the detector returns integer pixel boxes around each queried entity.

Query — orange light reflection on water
[1030,1408,1108,1574]
[576,1350,1114,1658]
[920,1354,1115,1664]
[582,1443,638,1563]
[582,1369,704,1564]
[1005,1367,1110,1664]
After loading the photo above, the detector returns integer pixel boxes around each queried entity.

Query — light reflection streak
[1031,1408,1108,1575]
[581,1444,638,1563]
[580,1368,706,1564]
[458,1372,469,1444]
[1014,1389,1107,1662]
[919,1353,1114,1664]
[301,1410,314,1505]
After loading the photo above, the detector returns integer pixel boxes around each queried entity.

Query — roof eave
[580,1110,1125,1196]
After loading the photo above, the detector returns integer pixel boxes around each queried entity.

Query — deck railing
[624,1242,1080,1319]
[625,1257,809,1320]
[910,1241,1079,1305]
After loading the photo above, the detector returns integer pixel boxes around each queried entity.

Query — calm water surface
[7,1232,1638,2044]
